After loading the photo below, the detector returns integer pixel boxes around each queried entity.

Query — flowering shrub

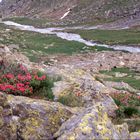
[0,60,53,98]
[111,92,140,106]
[111,92,140,117]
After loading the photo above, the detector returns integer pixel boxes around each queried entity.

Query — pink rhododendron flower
[5,73,14,79]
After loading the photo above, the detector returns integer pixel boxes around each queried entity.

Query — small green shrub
[115,105,139,118]
[111,92,140,118]
[114,98,121,106]
[124,107,138,117]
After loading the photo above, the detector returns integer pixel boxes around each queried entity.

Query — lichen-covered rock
[0,92,76,140]
[96,94,118,117]
[50,68,118,116]
[54,104,130,140]
[130,132,140,140]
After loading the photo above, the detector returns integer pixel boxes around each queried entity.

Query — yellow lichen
[79,116,89,128]
[10,121,18,133]
[24,117,42,130]
[81,126,92,134]
[75,69,85,76]
[0,118,4,128]
[21,117,43,139]
[48,107,71,133]
[68,135,76,140]
[94,107,111,137]
[97,123,109,135]
[101,136,110,140]
[0,106,3,114]
[28,109,40,116]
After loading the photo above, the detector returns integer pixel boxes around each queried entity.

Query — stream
[3,21,140,53]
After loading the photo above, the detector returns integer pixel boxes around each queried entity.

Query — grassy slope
[0,23,112,62]
[3,17,52,28]
[69,29,140,45]
[100,67,140,90]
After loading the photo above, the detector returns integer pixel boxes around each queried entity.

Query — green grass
[3,16,112,27]
[68,29,140,45]
[125,119,140,132]
[3,17,51,27]
[100,67,140,90]
[100,67,137,76]
[113,96,140,132]
[108,77,140,90]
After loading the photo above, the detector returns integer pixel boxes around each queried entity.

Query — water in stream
[3,21,140,53]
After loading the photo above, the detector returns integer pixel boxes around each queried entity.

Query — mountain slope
[69,0,140,24]
[0,0,76,19]
[0,0,140,25]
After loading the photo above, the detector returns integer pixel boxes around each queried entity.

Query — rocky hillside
[0,44,140,139]
[0,0,140,24]
[0,0,76,19]
[0,1,140,139]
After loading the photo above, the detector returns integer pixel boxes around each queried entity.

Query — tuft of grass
[58,93,84,107]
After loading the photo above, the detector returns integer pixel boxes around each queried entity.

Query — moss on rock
[0,92,75,139]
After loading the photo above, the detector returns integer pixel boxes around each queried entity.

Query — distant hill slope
[0,0,76,19]
[0,0,140,24]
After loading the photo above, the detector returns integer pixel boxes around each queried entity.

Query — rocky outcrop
[50,68,118,117]
[45,52,140,73]
[0,92,139,140]
[130,132,140,140]
[0,92,76,139]
[44,51,140,119]
[55,104,140,140]
[0,45,140,139]
[0,44,32,67]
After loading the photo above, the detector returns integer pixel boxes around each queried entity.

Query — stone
[0,92,76,140]
[46,65,118,115]
[130,132,140,140]
[54,104,130,140]
[4,46,10,53]
[97,94,118,117]
[136,93,140,96]
[8,44,19,51]
[115,72,128,78]
[0,45,6,55]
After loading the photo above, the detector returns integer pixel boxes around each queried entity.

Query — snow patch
[60,9,71,20]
